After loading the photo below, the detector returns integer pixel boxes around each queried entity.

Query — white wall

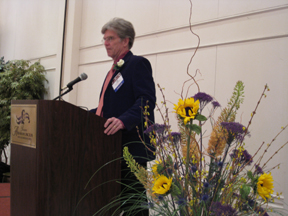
[0,0,66,99]
[1,0,287,212]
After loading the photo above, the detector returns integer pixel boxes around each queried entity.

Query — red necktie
[96,66,114,116]
[96,50,129,117]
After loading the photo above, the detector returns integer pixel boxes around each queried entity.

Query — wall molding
[27,54,57,62]
[79,33,288,66]
[79,4,288,51]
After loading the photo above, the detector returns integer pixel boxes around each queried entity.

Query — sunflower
[152,175,173,195]
[257,173,274,201]
[173,97,200,125]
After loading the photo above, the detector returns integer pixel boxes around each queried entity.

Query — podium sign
[10,104,37,148]
[10,100,121,216]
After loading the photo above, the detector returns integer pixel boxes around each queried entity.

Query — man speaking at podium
[91,18,156,215]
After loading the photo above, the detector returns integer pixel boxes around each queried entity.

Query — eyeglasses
[102,36,117,43]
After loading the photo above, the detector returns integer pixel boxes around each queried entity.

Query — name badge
[112,72,124,92]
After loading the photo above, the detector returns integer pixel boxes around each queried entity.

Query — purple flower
[230,149,253,166]
[212,101,221,109]
[210,202,237,216]
[177,197,187,206]
[190,165,197,173]
[242,150,253,165]
[193,92,213,111]
[194,92,213,103]
[203,182,210,188]
[221,122,247,142]
[144,123,170,136]
[255,164,264,174]
[221,122,246,134]
[217,161,223,167]
[201,194,209,202]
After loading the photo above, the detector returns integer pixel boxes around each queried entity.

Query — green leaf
[157,164,165,175]
[247,170,254,181]
[195,114,207,121]
[240,184,251,199]
[170,183,181,196]
[167,155,173,166]
[187,124,201,134]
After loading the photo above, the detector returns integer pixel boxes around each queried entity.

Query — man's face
[103,29,128,61]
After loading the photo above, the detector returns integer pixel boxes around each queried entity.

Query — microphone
[54,73,88,100]
[65,73,88,90]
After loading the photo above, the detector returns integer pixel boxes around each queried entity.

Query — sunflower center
[185,107,193,116]
[161,183,167,189]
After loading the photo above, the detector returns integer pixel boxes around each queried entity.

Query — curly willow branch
[181,0,201,99]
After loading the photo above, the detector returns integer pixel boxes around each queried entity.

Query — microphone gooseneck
[53,73,88,100]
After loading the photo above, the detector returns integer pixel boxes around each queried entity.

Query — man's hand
[104,117,125,135]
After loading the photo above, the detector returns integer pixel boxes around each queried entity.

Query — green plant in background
[0,58,48,163]
[0,56,9,73]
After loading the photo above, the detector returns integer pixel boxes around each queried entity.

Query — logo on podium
[11,104,37,148]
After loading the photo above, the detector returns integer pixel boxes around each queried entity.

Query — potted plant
[0,57,48,167]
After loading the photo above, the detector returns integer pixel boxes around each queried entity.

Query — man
[91,18,156,216]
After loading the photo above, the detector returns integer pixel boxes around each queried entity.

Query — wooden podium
[10,100,121,216]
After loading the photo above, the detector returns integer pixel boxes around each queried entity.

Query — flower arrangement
[117,2,288,215]
[123,80,288,216]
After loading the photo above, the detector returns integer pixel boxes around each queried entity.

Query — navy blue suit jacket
[92,51,156,163]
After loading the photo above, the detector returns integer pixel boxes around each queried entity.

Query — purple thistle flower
[230,149,253,166]
[217,161,223,167]
[203,182,210,188]
[221,122,247,142]
[201,194,209,202]
[210,202,237,216]
[212,101,221,109]
[242,150,253,165]
[193,92,213,111]
[255,164,264,174]
[177,197,187,206]
[144,123,170,136]
[190,165,197,173]
[158,195,164,201]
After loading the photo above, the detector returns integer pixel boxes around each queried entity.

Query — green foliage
[0,58,48,152]
[123,146,148,185]
[195,113,207,122]
[225,80,245,121]
[0,56,8,72]
[240,184,251,199]
[187,123,201,135]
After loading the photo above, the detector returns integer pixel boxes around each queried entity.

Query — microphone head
[80,73,88,81]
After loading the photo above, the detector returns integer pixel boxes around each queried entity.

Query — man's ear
[122,37,129,48]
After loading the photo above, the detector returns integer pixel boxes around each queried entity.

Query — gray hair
[101,18,135,49]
